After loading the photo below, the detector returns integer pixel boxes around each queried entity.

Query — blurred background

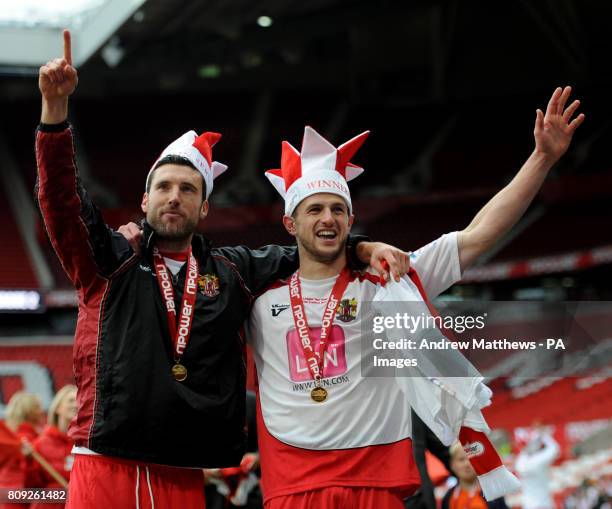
[0,1,610,507]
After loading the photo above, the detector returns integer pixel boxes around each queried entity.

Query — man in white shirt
[247,87,583,509]
[515,432,560,509]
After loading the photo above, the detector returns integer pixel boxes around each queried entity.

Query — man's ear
[348,214,355,230]
[141,193,148,214]
[282,215,297,236]
[200,200,209,220]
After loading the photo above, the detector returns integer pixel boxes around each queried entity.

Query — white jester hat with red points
[146,130,228,200]
[265,126,369,216]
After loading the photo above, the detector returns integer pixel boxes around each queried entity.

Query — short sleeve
[410,231,462,299]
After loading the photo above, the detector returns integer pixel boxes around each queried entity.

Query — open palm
[534,86,584,161]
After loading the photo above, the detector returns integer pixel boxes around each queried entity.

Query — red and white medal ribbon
[289,267,351,401]
[153,246,199,381]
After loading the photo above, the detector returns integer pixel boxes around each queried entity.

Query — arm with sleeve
[213,234,370,296]
[35,122,133,294]
[410,231,462,299]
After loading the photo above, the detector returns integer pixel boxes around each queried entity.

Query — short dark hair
[146,155,207,199]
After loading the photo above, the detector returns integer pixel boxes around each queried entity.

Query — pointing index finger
[63,29,72,66]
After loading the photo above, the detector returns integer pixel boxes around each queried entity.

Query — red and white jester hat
[265,126,369,215]
[146,131,228,200]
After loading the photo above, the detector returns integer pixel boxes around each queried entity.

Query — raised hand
[39,29,78,100]
[534,86,584,163]
[39,30,78,123]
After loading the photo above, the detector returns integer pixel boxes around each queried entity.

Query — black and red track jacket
[34,122,311,468]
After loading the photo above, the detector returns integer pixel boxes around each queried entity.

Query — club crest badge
[335,298,357,322]
[198,274,220,297]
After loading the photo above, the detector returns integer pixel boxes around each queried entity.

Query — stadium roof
[0,0,146,68]
[0,0,609,102]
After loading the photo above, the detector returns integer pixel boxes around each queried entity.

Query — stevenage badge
[198,274,220,297]
[336,298,357,322]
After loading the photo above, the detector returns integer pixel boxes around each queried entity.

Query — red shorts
[265,486,405,509]
[66,454,205,509]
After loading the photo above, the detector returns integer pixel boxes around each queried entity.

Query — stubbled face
[450,447,478,483]
[284,193,354,263]
[57,390,77,423]
[141,164,208,241]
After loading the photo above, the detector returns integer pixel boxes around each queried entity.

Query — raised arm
[458,86,585,272]
[36,30,131,290]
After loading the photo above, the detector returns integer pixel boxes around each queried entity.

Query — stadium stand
[0,184,38,289]
[1,2,610,507]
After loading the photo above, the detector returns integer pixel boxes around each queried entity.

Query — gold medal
[172,363,188,382]
[310,386,328,403]
[154,247,198,384]
[289,268,350,405]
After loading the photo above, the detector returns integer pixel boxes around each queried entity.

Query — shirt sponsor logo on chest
[286,325,347,382]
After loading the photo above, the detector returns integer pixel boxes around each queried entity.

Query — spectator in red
[30,385,77,509]
[0,392,45,509]
[4,392,44,443]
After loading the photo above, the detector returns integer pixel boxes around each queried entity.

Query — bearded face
[141,164,208,242]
